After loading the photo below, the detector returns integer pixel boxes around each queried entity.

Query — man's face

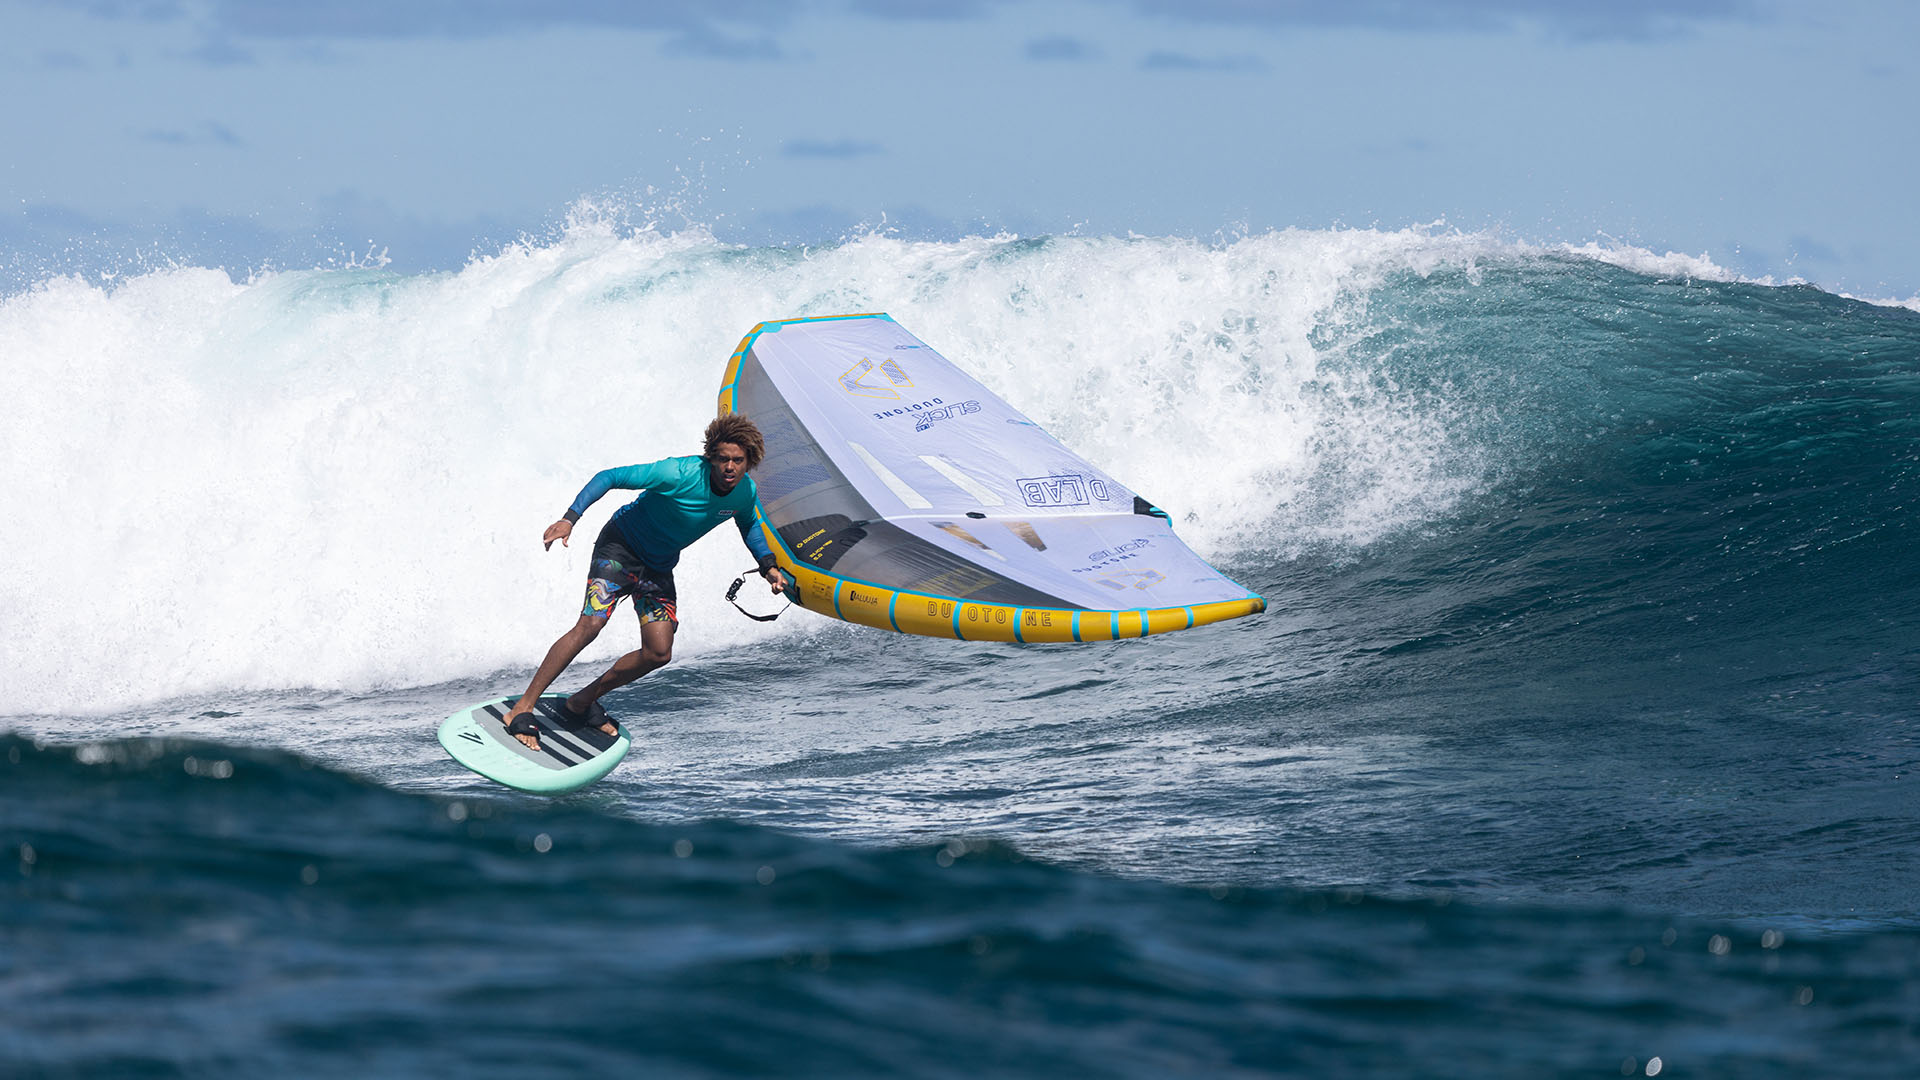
[709,441,749,492]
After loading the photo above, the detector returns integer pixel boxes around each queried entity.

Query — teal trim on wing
[730,311,895,398]
[1154,525,1267,608]
[754,484,1105,630]
[762,529,1227,637]
[755,497,987,625]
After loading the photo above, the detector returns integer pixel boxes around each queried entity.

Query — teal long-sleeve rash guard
[563,455,776,572]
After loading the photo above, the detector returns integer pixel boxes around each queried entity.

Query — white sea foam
[2,221,1510,711]
[1837,290,1920,313]
[1555,239,1760,284]
[1557,238,1920,311]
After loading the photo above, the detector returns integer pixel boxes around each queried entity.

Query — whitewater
[5,221,1918,1077]
[3,221,1513,710]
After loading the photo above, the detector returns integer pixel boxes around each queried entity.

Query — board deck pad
[437,694,631,793]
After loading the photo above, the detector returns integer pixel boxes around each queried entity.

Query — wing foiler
[718,313,1266,642]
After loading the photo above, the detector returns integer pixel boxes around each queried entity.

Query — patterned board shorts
[584,522,678,627]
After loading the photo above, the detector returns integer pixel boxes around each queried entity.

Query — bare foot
[502,707,540,751]
[564,697,617,736]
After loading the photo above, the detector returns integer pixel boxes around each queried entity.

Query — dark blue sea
[4,228,1917,1076]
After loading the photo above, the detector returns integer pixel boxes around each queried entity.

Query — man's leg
[502,613,608,749]
[567,619,674,719]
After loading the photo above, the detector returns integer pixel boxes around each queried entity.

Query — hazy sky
[4,0,1915,295]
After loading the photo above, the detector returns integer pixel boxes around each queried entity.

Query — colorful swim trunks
[583,521,678,626]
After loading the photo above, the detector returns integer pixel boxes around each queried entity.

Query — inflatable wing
[719,313,1265,642]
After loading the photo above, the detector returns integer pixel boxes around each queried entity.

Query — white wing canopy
[720,313,1263,642]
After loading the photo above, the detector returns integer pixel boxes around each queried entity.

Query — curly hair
[704,414,766,470]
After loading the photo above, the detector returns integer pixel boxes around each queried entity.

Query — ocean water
[4,223,1918,1077]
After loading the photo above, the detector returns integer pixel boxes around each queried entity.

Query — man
[501,414,789,750]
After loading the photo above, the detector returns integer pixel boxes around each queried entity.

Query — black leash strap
[726,567,792,623]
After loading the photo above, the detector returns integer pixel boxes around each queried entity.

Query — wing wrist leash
[725,567,793,623]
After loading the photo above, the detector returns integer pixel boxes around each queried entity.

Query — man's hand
[762,566,790,594]
[543,519,574,550]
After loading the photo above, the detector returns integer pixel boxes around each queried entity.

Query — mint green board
[437,694,630,794]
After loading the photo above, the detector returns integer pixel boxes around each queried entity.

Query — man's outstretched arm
[543,462,671,549]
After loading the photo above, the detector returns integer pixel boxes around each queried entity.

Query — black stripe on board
[535,699,618,752]
[480,702,580,768]
[528,718,595,762]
